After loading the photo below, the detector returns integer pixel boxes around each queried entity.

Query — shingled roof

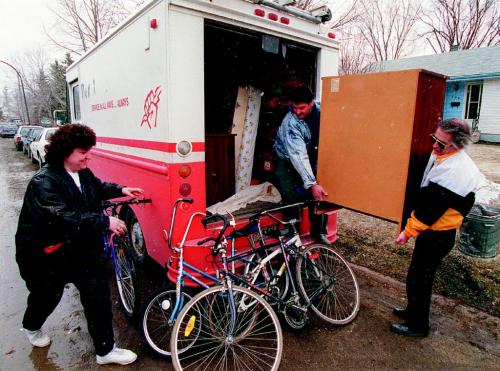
[375,45,500,79]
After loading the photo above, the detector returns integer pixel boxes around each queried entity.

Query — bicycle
[170,202,358,370]
[230,202,360,329]
[471,117,480,143]
[144,199,359,359]
[102,198,152,320]
[142,199,283,368]
[169,212,282,371]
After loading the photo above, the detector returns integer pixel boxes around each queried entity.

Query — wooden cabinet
[318,70,446,226]
[205,134,236,206]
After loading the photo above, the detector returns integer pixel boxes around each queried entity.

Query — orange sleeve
[404,212,430,238]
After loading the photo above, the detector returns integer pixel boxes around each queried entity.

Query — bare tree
[10,48,53,123]
[421,0,500,52]
[295,0,360,30]
[356,0,422,62]
[45,0,146,55]
[338,31,374,75]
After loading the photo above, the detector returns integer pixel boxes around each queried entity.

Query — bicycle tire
[171,285,282,371]
[112,235,141,320]
[296,244,360,325]
[141,288,195,358]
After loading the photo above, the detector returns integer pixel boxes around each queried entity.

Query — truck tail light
[280,17,290,24]
[255,9,265,17]
[179,183,192,196]
[268,13,278,21]
[179,165,191,178]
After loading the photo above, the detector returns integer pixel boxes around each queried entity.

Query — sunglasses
[430,134,449,150]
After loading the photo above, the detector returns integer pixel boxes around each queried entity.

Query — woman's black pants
[19,257,115,356]
[405,229,456,331]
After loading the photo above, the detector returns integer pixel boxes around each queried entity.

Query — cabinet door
[205,134,235,206]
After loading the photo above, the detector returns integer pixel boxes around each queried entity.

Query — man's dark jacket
[16,165,123,269]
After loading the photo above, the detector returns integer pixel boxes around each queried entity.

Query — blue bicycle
[102,198,151,320]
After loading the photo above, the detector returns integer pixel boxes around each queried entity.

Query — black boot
[390,323,429,337]
[392,307,407,319]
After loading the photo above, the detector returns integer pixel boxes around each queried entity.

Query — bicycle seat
[228,220,259,239]
[262,226,292,239]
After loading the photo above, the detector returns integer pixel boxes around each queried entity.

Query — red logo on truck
[141,86,162,129]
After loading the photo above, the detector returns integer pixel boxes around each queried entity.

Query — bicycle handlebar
[200,214,230,254]
[102,198,152,210]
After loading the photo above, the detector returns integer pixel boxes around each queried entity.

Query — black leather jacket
[15,165,123,265]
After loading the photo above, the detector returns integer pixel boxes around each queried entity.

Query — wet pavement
[0,138,499,370]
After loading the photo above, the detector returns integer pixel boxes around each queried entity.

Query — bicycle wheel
[171,285,282,371]
[112,235,140,319]
[142,289,195,357]
[296,244,359,325]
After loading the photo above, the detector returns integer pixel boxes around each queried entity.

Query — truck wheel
[122,207,148,264]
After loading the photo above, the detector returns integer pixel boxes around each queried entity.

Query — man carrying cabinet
[273,85,330,245]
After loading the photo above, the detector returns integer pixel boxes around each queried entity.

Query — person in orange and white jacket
[391,118,481,337]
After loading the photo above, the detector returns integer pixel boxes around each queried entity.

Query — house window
[72,85,81,121]
[464,83,482,119]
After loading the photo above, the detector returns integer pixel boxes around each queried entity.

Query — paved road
[0,138,498,370]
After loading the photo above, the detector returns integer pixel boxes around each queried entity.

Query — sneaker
[25,329,51,347]
[96,346,137,365]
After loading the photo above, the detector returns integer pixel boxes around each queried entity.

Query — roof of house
[375,45,500,80]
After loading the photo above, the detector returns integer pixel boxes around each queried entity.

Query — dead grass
[334,209,500,317]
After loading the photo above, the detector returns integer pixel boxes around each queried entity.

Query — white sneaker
[25,329,51,347]
[96,346,137,365]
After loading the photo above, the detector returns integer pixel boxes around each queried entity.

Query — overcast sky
[0,0,435,90]
[0,0,65,86]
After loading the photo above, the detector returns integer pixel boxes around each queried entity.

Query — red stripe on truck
[96,137,205,153]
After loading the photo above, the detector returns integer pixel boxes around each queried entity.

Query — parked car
[23,127,43,157]
[14,125,42,151]
[30,127,58,168]
[0,123,18,138]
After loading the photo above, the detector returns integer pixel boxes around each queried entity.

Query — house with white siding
[375,45,500,142]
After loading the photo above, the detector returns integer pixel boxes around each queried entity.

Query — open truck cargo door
[317,70,446,226]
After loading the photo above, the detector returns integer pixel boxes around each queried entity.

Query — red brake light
[268,13,278,21]
[280,17,290,24]
[255,9,265,17]
[179,183,192,196]
[327,32,336,39]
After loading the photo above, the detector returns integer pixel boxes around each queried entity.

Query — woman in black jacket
[16,124,143,365]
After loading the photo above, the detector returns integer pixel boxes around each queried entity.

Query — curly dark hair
[439,118,471,149]
[45,124,96,167]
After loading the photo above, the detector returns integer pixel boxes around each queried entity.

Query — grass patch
[335,209,500,317]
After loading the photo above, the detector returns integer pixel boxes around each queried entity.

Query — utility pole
[0,60,31,124]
